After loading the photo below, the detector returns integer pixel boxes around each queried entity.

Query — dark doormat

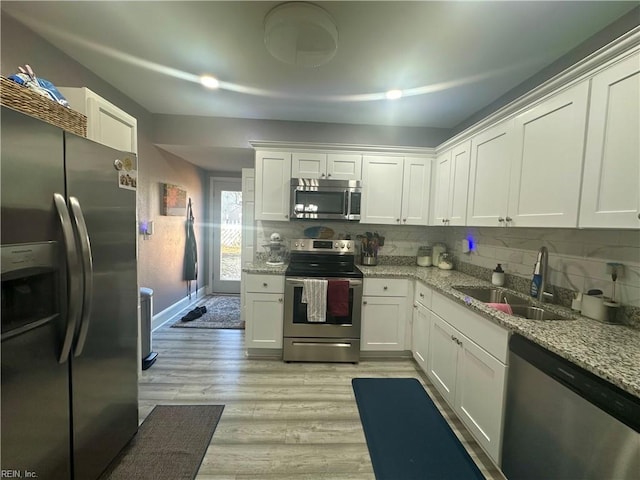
[99,405,224,480]
[171,295,243,329]
[352,378,485,480]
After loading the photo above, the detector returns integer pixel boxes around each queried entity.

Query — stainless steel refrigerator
[1,107,139,479]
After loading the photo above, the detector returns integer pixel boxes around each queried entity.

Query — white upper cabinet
[291,152,362,180]
[362,155,431,225]
[433,141,470,226]
[327,153,362,180]
[400,157,432,225]
[254,151,292,221]
[58,87,137,153]
[466,82,589,228]
[580,51,640,229]
[508,81,590,228]
[467,121,514,227]
[361,155,404,224]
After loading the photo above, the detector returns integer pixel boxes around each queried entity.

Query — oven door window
[291,285,353,325]
[294,191,345,215]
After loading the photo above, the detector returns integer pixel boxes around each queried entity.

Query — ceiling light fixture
[264,2,338,68]
[386,90,403,100]
[200,75,220,89]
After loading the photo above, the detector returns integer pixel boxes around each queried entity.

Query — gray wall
[1,13,207,314]
[452,6,640,135]
[154,114,450,150]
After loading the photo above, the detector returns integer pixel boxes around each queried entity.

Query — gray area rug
[99,405,224,480]
[172,294,243,329]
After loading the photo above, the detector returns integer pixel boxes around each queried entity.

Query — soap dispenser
[492,264,505,286]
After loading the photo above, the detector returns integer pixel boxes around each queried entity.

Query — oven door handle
[286,278,362,286]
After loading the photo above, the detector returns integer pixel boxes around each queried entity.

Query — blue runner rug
[352,378,485,480]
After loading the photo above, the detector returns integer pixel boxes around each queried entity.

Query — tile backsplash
[443,227,640,309]
[257,221,640,311]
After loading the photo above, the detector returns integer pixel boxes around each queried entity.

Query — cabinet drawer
[432,291,509,363]
[245,274,284,293]
[414,281,432,308]
[364,278,409,297]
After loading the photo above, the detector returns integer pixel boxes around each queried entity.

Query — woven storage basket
[0,76,87,137]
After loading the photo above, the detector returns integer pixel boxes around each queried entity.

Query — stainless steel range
[283,239,362,363]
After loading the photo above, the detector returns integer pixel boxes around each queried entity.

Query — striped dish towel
[301,279,328,322]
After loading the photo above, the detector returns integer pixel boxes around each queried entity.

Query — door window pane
[220,190,242,281]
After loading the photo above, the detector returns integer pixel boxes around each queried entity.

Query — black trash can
[140,287,157,370]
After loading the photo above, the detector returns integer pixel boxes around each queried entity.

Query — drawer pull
[263,282,268,287]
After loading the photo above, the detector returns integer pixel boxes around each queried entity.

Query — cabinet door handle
[637,212,640,220]
[383,286,388,290]
[396,218,400,223]
[419,293,424,298]
[327,173,332,177]
[363,301,368,305]
[263,282,268,287]
[451,335,456,341]
[403,218,407,223]
[442,219,446,224]
[321,173,326,177]
[498,217,505,223]
[279,298,283,303]
[285,214,289,219]
[505,216,513,222]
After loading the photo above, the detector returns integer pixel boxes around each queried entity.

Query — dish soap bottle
[492,264,505,286]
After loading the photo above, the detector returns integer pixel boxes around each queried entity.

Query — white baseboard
[151,286,207,331]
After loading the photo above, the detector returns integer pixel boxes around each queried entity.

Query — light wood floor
[139,326,505,480]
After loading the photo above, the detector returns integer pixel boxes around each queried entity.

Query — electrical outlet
[606,262,624,278]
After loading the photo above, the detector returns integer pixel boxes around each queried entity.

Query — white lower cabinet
[428,292,509,464]
[244,274,284,349]
[411,302,430,371]
[361,279,408,351]
[411,281,433,372]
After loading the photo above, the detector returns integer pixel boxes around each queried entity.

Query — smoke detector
[264,2,338,67]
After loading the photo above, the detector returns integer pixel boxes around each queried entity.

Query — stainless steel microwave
[290,179,361,221]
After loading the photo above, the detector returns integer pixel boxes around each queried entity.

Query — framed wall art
[161,183,187,216]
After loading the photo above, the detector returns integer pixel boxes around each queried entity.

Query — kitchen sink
[453,286,525,305]
[509,305,571,321]
[453,286,573,321]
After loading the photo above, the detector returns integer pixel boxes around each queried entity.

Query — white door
[291,152,327,179]
[361,296,407,351]
[427,314,458,405]
[412,302,431,372]
[432,150,452,225]
[400,157,432,225]
[467,121,514,227]
[327,153,362,180]
[211,179,242,294]
[448,141,471,226]
[254,151,292,221]
[580,51,640,228]
[508,82,590,227]
[245,293,284,349]
[361,155,404,224]
[454,332,507,464]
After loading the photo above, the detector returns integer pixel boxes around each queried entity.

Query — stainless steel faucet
[531,246,553,303]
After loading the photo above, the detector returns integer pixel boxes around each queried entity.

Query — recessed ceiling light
[386,89,403,100]
[200,75,220,89]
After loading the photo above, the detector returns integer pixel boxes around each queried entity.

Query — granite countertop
[244,261,640,398]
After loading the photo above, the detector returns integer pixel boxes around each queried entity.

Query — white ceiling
[2,1,637,168]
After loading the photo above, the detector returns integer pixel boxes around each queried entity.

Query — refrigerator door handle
[69,196,94,357]
[53,193,83,364]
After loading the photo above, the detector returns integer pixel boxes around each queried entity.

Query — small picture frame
[162,183,187,216]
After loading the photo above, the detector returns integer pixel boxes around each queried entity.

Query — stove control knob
[294,242,298,248]
[334,242,339,248]
[347,242,351,249]
[340,242,346,249]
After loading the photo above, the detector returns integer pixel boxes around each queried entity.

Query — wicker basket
[0,76,87,137]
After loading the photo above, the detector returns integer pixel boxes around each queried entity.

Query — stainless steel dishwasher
[502,334,640,480]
